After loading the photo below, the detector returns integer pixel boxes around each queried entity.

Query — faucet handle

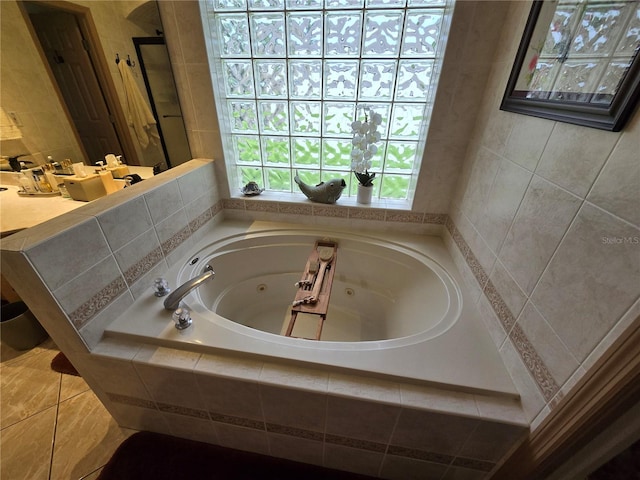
[154,278,170,297]
[173,307,192,330]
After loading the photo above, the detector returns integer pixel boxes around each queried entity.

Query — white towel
[118,61,160,149]
[0,107,22,141]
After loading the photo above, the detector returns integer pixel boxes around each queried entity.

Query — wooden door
[30,12,123,164]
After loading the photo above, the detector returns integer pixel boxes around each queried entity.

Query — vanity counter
[0,166,154,236]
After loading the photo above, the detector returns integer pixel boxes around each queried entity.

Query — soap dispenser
[96,161,118,194]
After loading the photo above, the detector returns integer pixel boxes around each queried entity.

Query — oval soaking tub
[187,232,459,346]
[106,220,515,393]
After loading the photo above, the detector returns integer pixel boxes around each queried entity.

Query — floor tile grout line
[47,372,63,480]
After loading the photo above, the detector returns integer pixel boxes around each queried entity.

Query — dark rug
[97,431,378,480]
[50,352,80,376]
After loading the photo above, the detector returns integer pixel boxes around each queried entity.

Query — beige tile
[503,115,554,172]
[458,420,527,463]
[587,110,640,227]
[328,372,400,404]
[144,180,184,225]
[460,147,501,228]
[0,406,56,480]
[400,384,478,417]
[80,468,103,480]
[499,338,546,423]
[95,197,154,251]
[535,122,619,198]
[52,255,128,329]
[474,158,532,253]
[164,412,218,445]
[50,390,135,479]
[1,348,60,428]
[261,385,326,432]
[267,432,324,466]
[24,217,111,291]
[134,362,205,411]
[196,375,263,420]
[177,166,210,205]
[531,203,640,362]
[473,394,527,427]
[60,372,90,402]
[324,443,384,477]
[380,454,449,480]
[213,422,269,455]
[487,259,527,320]
[195,352,263,381]
[517,303,579,387]
[391,409,478,456]
[260,361,329,392]
[498,175,582,295]
[326,396,400,444]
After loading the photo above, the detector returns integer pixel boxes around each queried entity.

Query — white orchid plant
[350,107,382,187]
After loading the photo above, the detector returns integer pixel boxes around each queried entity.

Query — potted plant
[350,107,381,204]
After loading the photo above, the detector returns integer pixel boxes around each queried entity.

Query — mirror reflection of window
[515,0,640,105]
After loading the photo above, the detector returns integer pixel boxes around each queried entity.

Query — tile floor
[1,338,136,480]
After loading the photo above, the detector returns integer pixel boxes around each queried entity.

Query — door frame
[18,0,139,166]
[133,36,173,169]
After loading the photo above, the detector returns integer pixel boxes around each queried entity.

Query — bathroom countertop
[0,185,85,235]
[0,166,154,236]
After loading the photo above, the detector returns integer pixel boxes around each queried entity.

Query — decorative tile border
[445,217,560,402]
[69,276,128,329]
[385,211,424,223]
[509,324,559,401]
[161,224,191,256]
[107,392,156,409]
[278,203,313,216]
[224,197,447,226]
[209,412,264,430]
[482,278,516,333]
[267,423,323,441]
[452,456,495,472]
[312,205,349,218]
[68,203,221,331]
[123,246,164,287]
[189,208,213,233]
[157,402,209,419]
[325,433,387,453]
[106,392,496,474]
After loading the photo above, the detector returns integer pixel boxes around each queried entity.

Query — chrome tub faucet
[163,264,215,310]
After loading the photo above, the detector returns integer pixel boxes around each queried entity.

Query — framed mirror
[501,0,640,131]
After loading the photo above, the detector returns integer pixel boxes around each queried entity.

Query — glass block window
[201,0,453,201]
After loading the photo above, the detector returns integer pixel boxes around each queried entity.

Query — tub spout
[163,265,215,310]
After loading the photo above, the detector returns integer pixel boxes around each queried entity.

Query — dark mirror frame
[501,0,640,132]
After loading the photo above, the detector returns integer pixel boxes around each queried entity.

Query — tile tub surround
[0,159,530,478]
[85,341,528,480]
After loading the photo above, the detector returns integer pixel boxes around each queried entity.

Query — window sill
[233,191,413,211]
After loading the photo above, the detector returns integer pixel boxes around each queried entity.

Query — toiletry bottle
[44,164,59,192]
[35,169,53,193]
[19,173,37,193]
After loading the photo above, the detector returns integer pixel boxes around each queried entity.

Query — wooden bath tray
[285,241,338,340]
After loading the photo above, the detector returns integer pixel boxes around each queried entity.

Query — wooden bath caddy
[285,240,338,340]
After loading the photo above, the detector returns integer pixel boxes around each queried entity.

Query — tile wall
[445,1,640,428]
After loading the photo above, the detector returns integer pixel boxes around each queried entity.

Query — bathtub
[106,220,517,395]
